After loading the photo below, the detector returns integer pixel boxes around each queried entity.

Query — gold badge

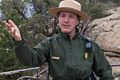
[84,52,88,59]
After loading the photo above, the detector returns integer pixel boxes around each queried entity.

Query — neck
[69,29,76,39]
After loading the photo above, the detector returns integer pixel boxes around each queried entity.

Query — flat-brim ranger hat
[49,0,89,21]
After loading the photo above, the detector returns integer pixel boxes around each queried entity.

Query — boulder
[84,7,120,79]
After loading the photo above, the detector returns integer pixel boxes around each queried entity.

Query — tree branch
[12,1,28,21]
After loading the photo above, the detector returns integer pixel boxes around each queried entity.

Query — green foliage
[75,0,105,19]
[88,4,104,19]
[77,0,120,19]
[0,0,51,73]
[112,0,120,5]
[0,0,27,72]
[0,24,26,72]
[100,0,120,5]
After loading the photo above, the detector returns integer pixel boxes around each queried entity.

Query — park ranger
[4,0,114,80]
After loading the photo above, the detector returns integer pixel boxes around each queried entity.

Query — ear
[76,20,79,26]
[57,23,60,26]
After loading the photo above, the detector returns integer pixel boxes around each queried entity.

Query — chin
[61,29,70,33]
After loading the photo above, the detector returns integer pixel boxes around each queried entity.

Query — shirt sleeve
[14,38,51,67]
[92,42,114,80]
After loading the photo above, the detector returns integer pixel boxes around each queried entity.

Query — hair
[57,12,80,21]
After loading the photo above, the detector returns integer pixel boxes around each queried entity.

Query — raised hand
[4,20,22,41]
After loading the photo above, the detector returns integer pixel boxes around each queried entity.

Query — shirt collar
[58,28,80,40]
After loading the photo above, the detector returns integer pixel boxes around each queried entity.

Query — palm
[5,20,22,41]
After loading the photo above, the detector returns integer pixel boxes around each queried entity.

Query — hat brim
[49,7,90,21]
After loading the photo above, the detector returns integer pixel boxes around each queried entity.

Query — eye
[69,14,76,19]
[59,13,65,17]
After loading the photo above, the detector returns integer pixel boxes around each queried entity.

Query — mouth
[62,24,70,28]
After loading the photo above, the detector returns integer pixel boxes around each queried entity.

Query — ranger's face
[58,12,79,34]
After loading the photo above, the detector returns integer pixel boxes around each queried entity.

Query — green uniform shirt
[14,31,114,80]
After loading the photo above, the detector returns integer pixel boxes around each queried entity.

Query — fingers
[8,20,17,28]
[4,19,18,32]
[4,20,12,31]
[4,19,22,41]
[4,19,17,28]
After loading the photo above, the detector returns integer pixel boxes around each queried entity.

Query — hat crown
[59,0,81,12]
[49,0,89,21]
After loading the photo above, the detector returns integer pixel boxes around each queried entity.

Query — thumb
[13,29,22,41]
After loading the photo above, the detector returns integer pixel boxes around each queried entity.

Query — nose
[64,17,69,23]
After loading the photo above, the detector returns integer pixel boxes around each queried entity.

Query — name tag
[52,56,60,60]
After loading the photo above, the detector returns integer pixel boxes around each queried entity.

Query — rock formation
[85,7,120,79]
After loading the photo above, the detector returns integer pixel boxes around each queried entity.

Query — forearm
[14,39,47,67]
[14,40,36,67]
